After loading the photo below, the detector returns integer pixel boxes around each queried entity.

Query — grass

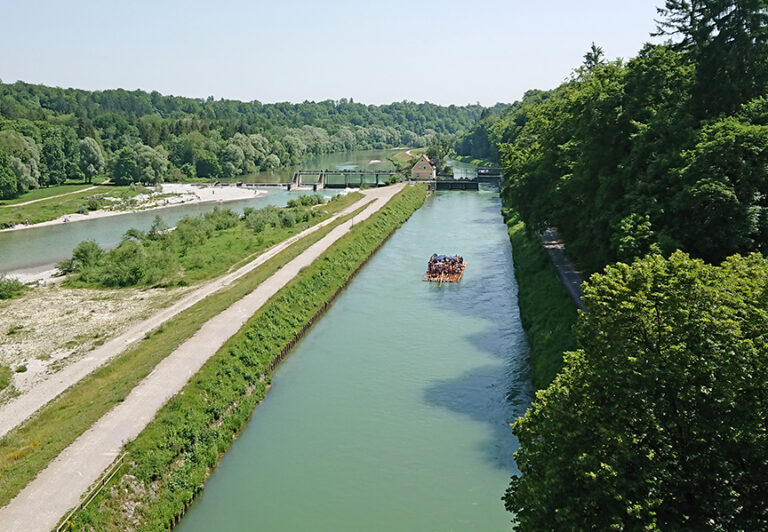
[0,366,11,393]
[0,185,142,227]
[504,207,578,389]
[0,196,369,508]
[0,183,96,207]
[387,147,424,171]
[451,154,498,167]
[67,184,427,530]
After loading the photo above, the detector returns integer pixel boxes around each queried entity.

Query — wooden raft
[423,264,467,283]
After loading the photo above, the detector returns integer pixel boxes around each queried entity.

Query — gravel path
[0,191,372,440]
[539,228,586,311]
[0,184,404,532]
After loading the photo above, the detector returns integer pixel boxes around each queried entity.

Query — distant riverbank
[0,184,266,234]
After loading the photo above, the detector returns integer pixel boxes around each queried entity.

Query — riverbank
[503,206,577,389]
[0,184,266,234]
[62,185,426,531]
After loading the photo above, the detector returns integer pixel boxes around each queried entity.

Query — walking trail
[539,228,587,311]
[0,186,98,208]
[0,184,405,532]
[0,190,372,440]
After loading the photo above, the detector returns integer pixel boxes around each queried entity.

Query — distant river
[0,149,409,274]
[176,190,531,531]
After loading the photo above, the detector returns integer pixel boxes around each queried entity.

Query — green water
[176,190,531,531]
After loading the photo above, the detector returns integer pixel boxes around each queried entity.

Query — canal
[176,190,531,531]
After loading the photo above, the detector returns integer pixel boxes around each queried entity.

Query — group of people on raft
[427,254,464,277]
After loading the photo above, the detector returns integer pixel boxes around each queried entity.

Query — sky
[0,0,665,106]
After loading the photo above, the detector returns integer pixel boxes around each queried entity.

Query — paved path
[0,191,373,440]
[0,186,98,208]
[539,228,587,311]
[0,184,405,532]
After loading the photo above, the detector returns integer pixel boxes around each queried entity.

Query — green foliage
[63,194,358,288]
[0,274,25,300]
[78,137,104,183]
[69,185,426,529]
[496,24,768,271]
[0,365,11,392]
[0,150,17,199]
[504,209,577,389]
[1,81,486,188]
[507,251,768,530]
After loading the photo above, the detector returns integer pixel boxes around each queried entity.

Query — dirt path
[539,228,587,311]
[0,186,98,208]
[0,191,372,440]
[0,184,405,532]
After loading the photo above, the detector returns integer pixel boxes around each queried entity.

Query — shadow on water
[421,193,533,474]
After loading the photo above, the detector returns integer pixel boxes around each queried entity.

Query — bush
[0,275,25,300]
[58,240,104,274]
[85,198,102,211]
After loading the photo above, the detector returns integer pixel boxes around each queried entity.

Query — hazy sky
[1,0,665,106]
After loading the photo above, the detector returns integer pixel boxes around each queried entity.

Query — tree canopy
[0,81,490,199]
[506,252,768,530]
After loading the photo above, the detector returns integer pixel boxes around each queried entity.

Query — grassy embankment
[0,193,367,507]
[451,154,497,167]
[387,147,425,171]
[67,185,427,530]
[0,184,148,227]
[503,207,578,390]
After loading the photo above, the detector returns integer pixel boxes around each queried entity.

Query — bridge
[283,165,506,192]
[290,169,401,191]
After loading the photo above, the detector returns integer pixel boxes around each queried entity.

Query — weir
[291,169,400,190]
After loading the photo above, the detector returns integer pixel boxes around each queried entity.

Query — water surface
[177,190,530,531]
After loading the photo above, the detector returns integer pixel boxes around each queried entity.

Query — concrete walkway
[0,191,373,440]
[539,228,587,311]
[0,184,405,532]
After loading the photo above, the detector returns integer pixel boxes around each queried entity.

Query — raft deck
[423,264,467,283]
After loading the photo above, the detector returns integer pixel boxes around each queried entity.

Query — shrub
[0,275,25,300]
[85,198,102,211]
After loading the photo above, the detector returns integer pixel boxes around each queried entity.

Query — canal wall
[66,185,428,530]
[503,205,578,390]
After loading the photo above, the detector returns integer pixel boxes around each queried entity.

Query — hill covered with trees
[0,82,486,199]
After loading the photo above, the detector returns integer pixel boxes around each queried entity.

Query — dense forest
[0,82,485,198]
[460,1,768,529]
[458,2,768,273]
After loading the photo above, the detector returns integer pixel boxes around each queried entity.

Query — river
[176,189,531,531]
[0,149,404,274]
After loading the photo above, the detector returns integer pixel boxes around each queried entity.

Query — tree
[0,150,18,199]
[656,0,768,117]
[111,146,138,185]
[583,42,605,69]
[506,252,768,530]
[194,150,220,178]
[78,137,104,183]
[134,144,168,184]
[41,130,67,186]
